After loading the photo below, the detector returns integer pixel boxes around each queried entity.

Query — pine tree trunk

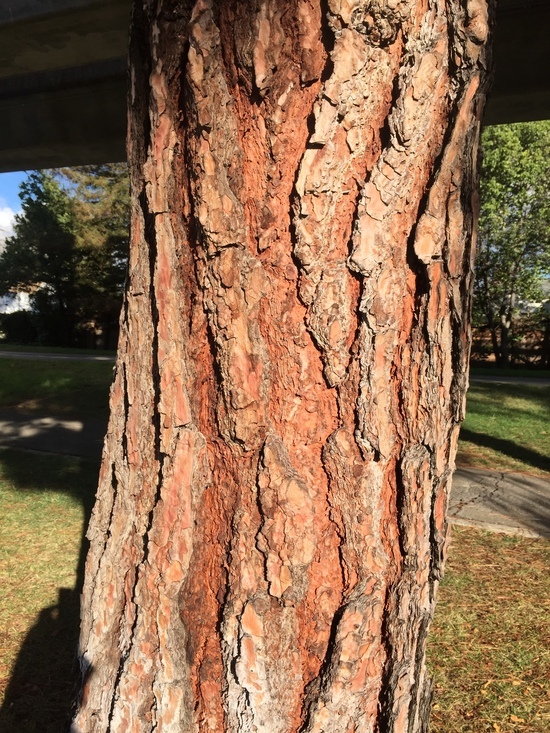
[72,1,494,731]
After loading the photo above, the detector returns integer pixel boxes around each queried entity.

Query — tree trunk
[499,323,511,367]
[541,318,550,369]
[488,321,502,366]
[72,1,493,731]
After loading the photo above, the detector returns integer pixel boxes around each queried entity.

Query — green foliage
[0,166,129,348]
[59,164,129,337]
[474,122,550,365]
[0,172,80,345]
[0,311,39,344]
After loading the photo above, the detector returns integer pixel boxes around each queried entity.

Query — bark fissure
[121,362,130,463]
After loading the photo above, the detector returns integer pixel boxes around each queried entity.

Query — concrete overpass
[0,0,548,173]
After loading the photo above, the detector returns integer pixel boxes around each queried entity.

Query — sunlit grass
[0,357,548,730]
[0,358,113,418]
[457,384,550,477]
[2,456,548,732]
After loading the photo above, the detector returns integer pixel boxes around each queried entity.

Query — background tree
[0,171,80,346]
[474,121,550,366]
[60,164,130,348]
[0,166,129,348]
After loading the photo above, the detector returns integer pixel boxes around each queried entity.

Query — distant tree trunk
[498,293,515,366]
[499,326,510,366]
[489,325,502,365]
[73,1,493,731]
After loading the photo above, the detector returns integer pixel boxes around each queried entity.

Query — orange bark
[73,1,494,731]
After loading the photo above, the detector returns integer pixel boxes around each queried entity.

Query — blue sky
[0,170,27,210]
[0,170,28,242]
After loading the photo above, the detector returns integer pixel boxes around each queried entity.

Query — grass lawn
[457,383,550,477]
[1,458,547,731]
[470,365,550,380]
[0,351,547,476]
[0,355,548,729]
[428,527,550,733]
[0,450,99,732]
[0,357,113,419]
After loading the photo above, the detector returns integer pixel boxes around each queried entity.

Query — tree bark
[72,1,494,731]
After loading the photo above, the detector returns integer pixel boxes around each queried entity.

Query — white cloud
[0,205,18,247]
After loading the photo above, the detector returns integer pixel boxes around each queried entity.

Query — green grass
[0,358,548,730]
[428,527,550,733]
[0,450,99,733]
[458,383,550,477]
[0,358,113,419]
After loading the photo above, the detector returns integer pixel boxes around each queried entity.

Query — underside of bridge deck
[0,0,548,172]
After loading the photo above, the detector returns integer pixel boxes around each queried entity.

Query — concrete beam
[0,0,548,173]
[485,0,550,125]
[0,0,129,172]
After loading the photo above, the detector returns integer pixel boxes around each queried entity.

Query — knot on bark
[350,3,401,47]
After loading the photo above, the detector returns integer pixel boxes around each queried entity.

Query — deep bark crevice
[393,456,408,566]
[407,615,431,733]
[428,487,445,588]
[375,584,395,733]
[106,464,118,546]
[319,0,335,78]
[298,602,348,732]
[121,361,130,462]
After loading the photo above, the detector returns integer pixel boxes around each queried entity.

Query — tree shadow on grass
[460,427,550,475]
[0,449,99,733]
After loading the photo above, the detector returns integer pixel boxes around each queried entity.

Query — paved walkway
[470,375,550,386]
[0,349,115,362]
[449,467,550,538]
[0,409,106,459]
[0,408,548,538]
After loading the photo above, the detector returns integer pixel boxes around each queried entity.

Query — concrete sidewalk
[0,409,548,538]
[0,409,106,460]
[449,467,550,538]
[0,349,115,363]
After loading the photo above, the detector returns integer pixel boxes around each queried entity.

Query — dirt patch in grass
[457,384,550,477]
[428,526,550,733]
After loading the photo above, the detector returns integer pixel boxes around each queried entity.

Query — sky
[0,170,28,244]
